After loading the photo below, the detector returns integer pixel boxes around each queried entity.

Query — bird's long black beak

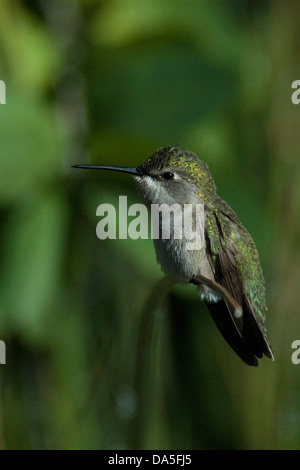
[72,164,142,176]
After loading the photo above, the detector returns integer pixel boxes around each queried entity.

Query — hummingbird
[73,146,274,366]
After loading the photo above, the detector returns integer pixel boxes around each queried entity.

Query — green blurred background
[0,0,300,450]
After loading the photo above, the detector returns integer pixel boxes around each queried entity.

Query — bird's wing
[203,207,274,365]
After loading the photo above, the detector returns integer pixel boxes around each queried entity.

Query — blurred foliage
[0,0,300,450]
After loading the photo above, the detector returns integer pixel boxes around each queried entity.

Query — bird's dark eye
[162,172,174,180]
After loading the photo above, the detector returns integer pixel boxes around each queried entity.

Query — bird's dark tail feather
[205,300,274,367]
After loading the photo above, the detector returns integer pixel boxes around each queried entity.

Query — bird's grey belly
[153,237,220,303]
